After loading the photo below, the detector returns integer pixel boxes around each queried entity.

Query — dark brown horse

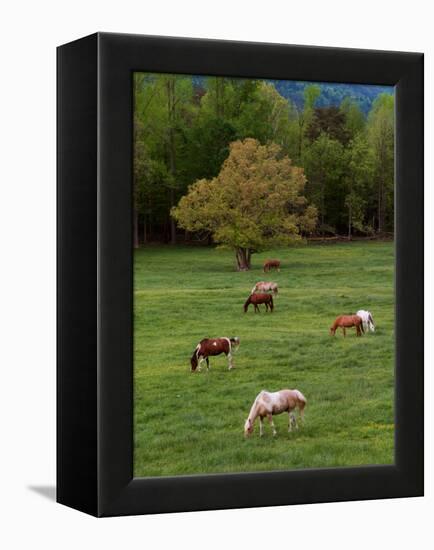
[190,337,240,372]
[244,293,274,313]
[330,315,364,337]
[263,259,281,272]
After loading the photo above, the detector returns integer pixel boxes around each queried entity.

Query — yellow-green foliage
[172,138,317,254]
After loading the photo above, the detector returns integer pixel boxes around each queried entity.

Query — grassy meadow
[134,241,394,477]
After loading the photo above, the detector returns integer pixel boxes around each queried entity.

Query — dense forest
[134,74,394,246]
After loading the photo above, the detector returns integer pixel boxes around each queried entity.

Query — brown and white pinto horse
[244,293,274,313]
[263,259,281,272]
[330,315,364,337]
[244,389,307,437]
[190,337,240,372]
[251,281,278,295]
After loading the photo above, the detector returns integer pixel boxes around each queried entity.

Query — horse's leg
[259,417,264,437]
[288,412,296,432]
[206,357,210,370]
[197,356,203,372]
[298,404,305,427]
[342,327,346,337]
[267,414,277,436]
[227,352,233,370]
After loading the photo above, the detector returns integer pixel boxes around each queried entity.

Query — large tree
[171,139,317,270]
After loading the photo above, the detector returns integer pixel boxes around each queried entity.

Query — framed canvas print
[57,33,423,517]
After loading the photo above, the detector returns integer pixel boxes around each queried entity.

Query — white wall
[0,1,431,548]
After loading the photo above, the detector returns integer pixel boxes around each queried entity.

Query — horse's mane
[248,391,266,420]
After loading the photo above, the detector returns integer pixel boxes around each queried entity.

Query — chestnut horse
[251,281,278,295]
[330,315,364,337]
[190,337,240,372]
[244,293,274,313]
[244,389,307,437]
[263,259,281,272]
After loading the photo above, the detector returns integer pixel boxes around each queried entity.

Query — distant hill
[268,80,394,115]
[192,76,394,115]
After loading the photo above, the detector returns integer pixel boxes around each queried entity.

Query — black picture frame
[57,32,424,517]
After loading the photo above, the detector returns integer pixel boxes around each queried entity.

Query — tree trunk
[143,214,147,244]
[133,209,139,249]
[169,187,176,245]
[235,248,251,271]
[348,201,352,240]
[377,177,383,233]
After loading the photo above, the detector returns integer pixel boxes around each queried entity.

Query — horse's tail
[269,295,274,310]
[358,316,365,333]
[243,296,251,312]
[293,390,307,410]
[190,345,200,371]
[250,284,257,295]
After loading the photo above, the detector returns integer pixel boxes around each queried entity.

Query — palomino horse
[244,389,307,437]
[190,337,240,372]
[251,281,278,295]
[330,314,364,337]
[356,310,375,332]
[263,259,281,272]
[244,293,274,313]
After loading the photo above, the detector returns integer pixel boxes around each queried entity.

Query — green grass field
[134,241,394,477]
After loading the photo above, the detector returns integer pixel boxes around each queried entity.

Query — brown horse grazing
[263,259,281,272]
[330,315,364,337]
[190,337,240,372]
[244,293,274,313]
[251,281,278,295]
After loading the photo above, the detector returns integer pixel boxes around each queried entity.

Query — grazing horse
[330,314,364,337]
[244,389,307,437]
[244,293,274,313]
[190,337,240,372]
[263,259,281,272]
[251,281,278,295]
[356,310,375,332]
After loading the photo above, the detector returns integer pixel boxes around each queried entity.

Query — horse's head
[190,352,198,372]
[244,418,254,437]
[231,337,240,349]
[329,327,336,336]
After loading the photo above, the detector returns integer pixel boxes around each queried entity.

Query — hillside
[269,80,394,114]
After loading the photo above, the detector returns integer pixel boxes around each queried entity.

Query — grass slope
[134,242,394,477]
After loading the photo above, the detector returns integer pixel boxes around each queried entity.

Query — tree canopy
[171,139,317,270]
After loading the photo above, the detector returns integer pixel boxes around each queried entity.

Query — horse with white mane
[356,310,375,332]
[251,281,278,295]
[244,389,307,437]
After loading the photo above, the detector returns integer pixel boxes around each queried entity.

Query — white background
[0,1,431,548]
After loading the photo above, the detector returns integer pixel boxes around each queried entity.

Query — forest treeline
[134,73,394,246]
